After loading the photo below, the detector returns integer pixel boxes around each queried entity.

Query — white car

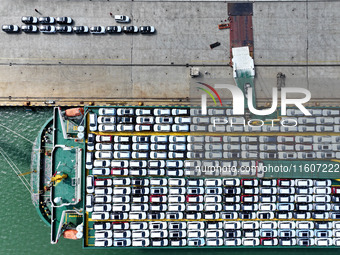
[39,25,56,33]
[96,135,112,143]
[113,151,131,159]
[150,151,167,159]
[90,26,106,34]
[112,178,130,186]
[168,144,186,151]
[114,15,130,23]
[224,238,241,246]
[117,124,134,132]
[95,151,113,159]
[94,204,112,212]
[93,159,111,167]
[135,124,152,131]
[155,116,173,124]
[151,136,168,143]
[172,124,189,132]
[174,117,191,124]
[93,222,111,230]
[92,212,110,220]
[117,108,134,116]
[154,108,171,116]
[113,144,130,150]
[92,168,110,175]
[136,109,152,115]
[112,196,130,203]
[98,124,116,132]
[132,143,149,151]
[94,195,112,203]
[86,194,94,212]
[111,160,128,168]
[39,17,55,24]
[111,169,129,176]
[113,239,131,247]
[172,108,188,115]
[86,175,94,193]
[136,116,154,124]
[154,124,171,132]
[94,238,112,247]
[95,143,113,151]
[94,187,113,195]
[98,116,115,124]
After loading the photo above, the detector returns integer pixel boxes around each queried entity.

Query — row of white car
[88,202,340,213]
[92,221,340,231]
[94,237,340,247]
[96,107,340,117]
[88,177,332,188]
[94,229,340,239]
[90,142,340,152]
[90,134,340,144]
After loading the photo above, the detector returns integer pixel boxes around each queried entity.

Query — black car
[73,26,89,34]
[39,17,55,24]
[21,16,38,24]
[56,17,73,24]
[106,26,122,33]
[140,26,155,34]
[123,26,138,33]
[56,26,72,33]
[2,25,19,33]
[21,25,38,33]
[117,117,134,124]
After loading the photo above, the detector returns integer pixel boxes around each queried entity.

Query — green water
[0,107,338,255]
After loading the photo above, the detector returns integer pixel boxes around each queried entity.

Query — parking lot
[0,1,340,105]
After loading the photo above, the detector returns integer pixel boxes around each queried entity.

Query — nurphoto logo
[198,83,312,116]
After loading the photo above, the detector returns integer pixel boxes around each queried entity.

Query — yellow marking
[18,170,36,176]
[68,214,82,218]
[331,160,340,164]
[65,213,68,223]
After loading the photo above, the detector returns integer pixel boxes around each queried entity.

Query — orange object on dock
[63,229,78,240]
[65,107,84,117]
[218,23,230,29]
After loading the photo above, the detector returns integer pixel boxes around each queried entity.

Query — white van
[89,113,97,131]
[85,152,93,169]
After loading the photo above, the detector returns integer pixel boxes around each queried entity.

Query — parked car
[95,239,112,247]
[140,26,155,34]
[90,26,106,34]
[98,124,116,132]
[39,17,55,24]
[114,15,130,23]
[39,25,56,34]
[56,17,73,24]
[92,168,110,175]
[2,25,19,32]
[73,26,89,33]
[56,26,73,33]
[106,26,122,33]
[21,16,38,24]
[21,25,38,33]
[123,26,138,33]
